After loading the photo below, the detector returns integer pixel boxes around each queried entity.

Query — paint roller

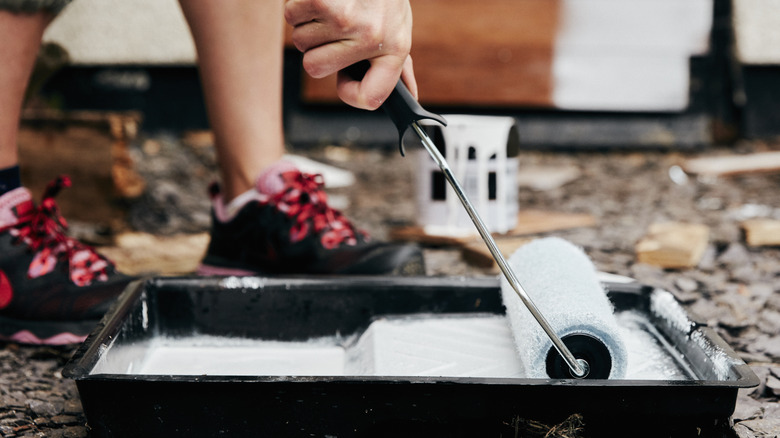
[356,62,626,378]
[500,237,627,379]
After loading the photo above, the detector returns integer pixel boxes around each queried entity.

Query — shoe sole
[197,248,426,277]
[0,330,87,345]
[196,264,256,276]
[0,316,97,345]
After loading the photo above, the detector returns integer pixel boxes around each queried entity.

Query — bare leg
[0,10,52,169]
[178,0,285,202]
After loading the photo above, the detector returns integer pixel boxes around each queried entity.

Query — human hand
[284,0,417,110]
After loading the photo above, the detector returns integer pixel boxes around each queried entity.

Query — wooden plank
[98,232,209,275]
[388,225,477,247]
[298,0,558,106]
[635,222,710,269]
[742,219,780,247]
[291,0,711,111]
[462,236,532,269]
[390,210,596,246]
[682,151,780,176]
[18,110,145,228]
[512,210,596,235]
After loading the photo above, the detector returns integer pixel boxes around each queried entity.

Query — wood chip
[513,210,597,235]
[98,232,209,275]
[742,219,780,246]
[682,151,780,176]
[390,210,596,248]
[18,110,145,226]
[635,222,710,269]
[388,225,478,246]
[515,165,581,191]
[461,237,532,269]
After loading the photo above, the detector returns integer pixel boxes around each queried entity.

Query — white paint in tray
[98,313,693,380]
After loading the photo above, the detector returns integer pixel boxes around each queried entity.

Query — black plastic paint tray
[63,275,758,437]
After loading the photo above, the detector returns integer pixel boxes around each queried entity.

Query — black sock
[0,165,21,196]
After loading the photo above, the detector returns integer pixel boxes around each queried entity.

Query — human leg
[0,9,52,171]
[178,0,285,203]
[0,6,133,345]
[179,0,424,276]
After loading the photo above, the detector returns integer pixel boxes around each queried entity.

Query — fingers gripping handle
[345,61,447,156]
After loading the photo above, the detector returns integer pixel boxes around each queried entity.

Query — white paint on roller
[552,0,713,111]
[500,237,628,379]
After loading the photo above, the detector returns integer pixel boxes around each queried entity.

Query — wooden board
[742,219,780,247]
[286,0,713,111]
[18,110,145,228]
[461,237,533,269]
[513,210,597,235]
[635,222,710,269]
[389,210,596,247]
[98,232,209,276]
[682,151,780,176]
[295,0,558,107]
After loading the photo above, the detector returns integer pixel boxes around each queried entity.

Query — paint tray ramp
[64,276,758,437]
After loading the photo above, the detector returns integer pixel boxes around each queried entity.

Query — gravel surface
[1,134,778,437]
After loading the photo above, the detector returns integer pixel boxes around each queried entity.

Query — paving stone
[718,243,751,267]
[767,372,780,398]
[45,430,65,438]
[733,418,780,438]
[61,400,82,416]
[764,403,780,418]
[50,415,80,426]
[27,400,62,417]
[62,425,89,438]
[757,310,780,335]
[674,276,699,293]
[734,391,765,421]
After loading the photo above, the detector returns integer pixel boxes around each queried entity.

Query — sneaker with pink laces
[0,176,134,345]
[197,168,425,276]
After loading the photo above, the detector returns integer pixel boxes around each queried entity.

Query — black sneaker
[0,177,134,345]
[197,169,425,276]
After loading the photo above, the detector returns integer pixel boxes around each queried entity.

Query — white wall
[732,0,780,65]
[42,0,196,65]
[552,0,713,111]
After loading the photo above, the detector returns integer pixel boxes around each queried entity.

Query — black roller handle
[344,61,447,156]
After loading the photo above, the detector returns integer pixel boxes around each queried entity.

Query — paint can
[415,115,520,235]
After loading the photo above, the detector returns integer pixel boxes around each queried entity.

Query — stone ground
[1,132,779,437]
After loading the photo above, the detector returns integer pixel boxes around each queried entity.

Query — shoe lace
[269,171,367,250]
[9,176,111,286]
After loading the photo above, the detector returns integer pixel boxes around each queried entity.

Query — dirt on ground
[1,133,779,437]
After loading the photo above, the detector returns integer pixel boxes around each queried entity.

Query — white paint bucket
[416,115,519,235]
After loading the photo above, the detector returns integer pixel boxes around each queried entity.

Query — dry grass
[505,413,586,438]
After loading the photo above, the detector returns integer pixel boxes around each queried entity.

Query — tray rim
[63,275,760,390]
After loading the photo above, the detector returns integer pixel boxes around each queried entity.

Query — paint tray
[64,275,758,437]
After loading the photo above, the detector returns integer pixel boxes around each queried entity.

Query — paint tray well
[64,276,758,437]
